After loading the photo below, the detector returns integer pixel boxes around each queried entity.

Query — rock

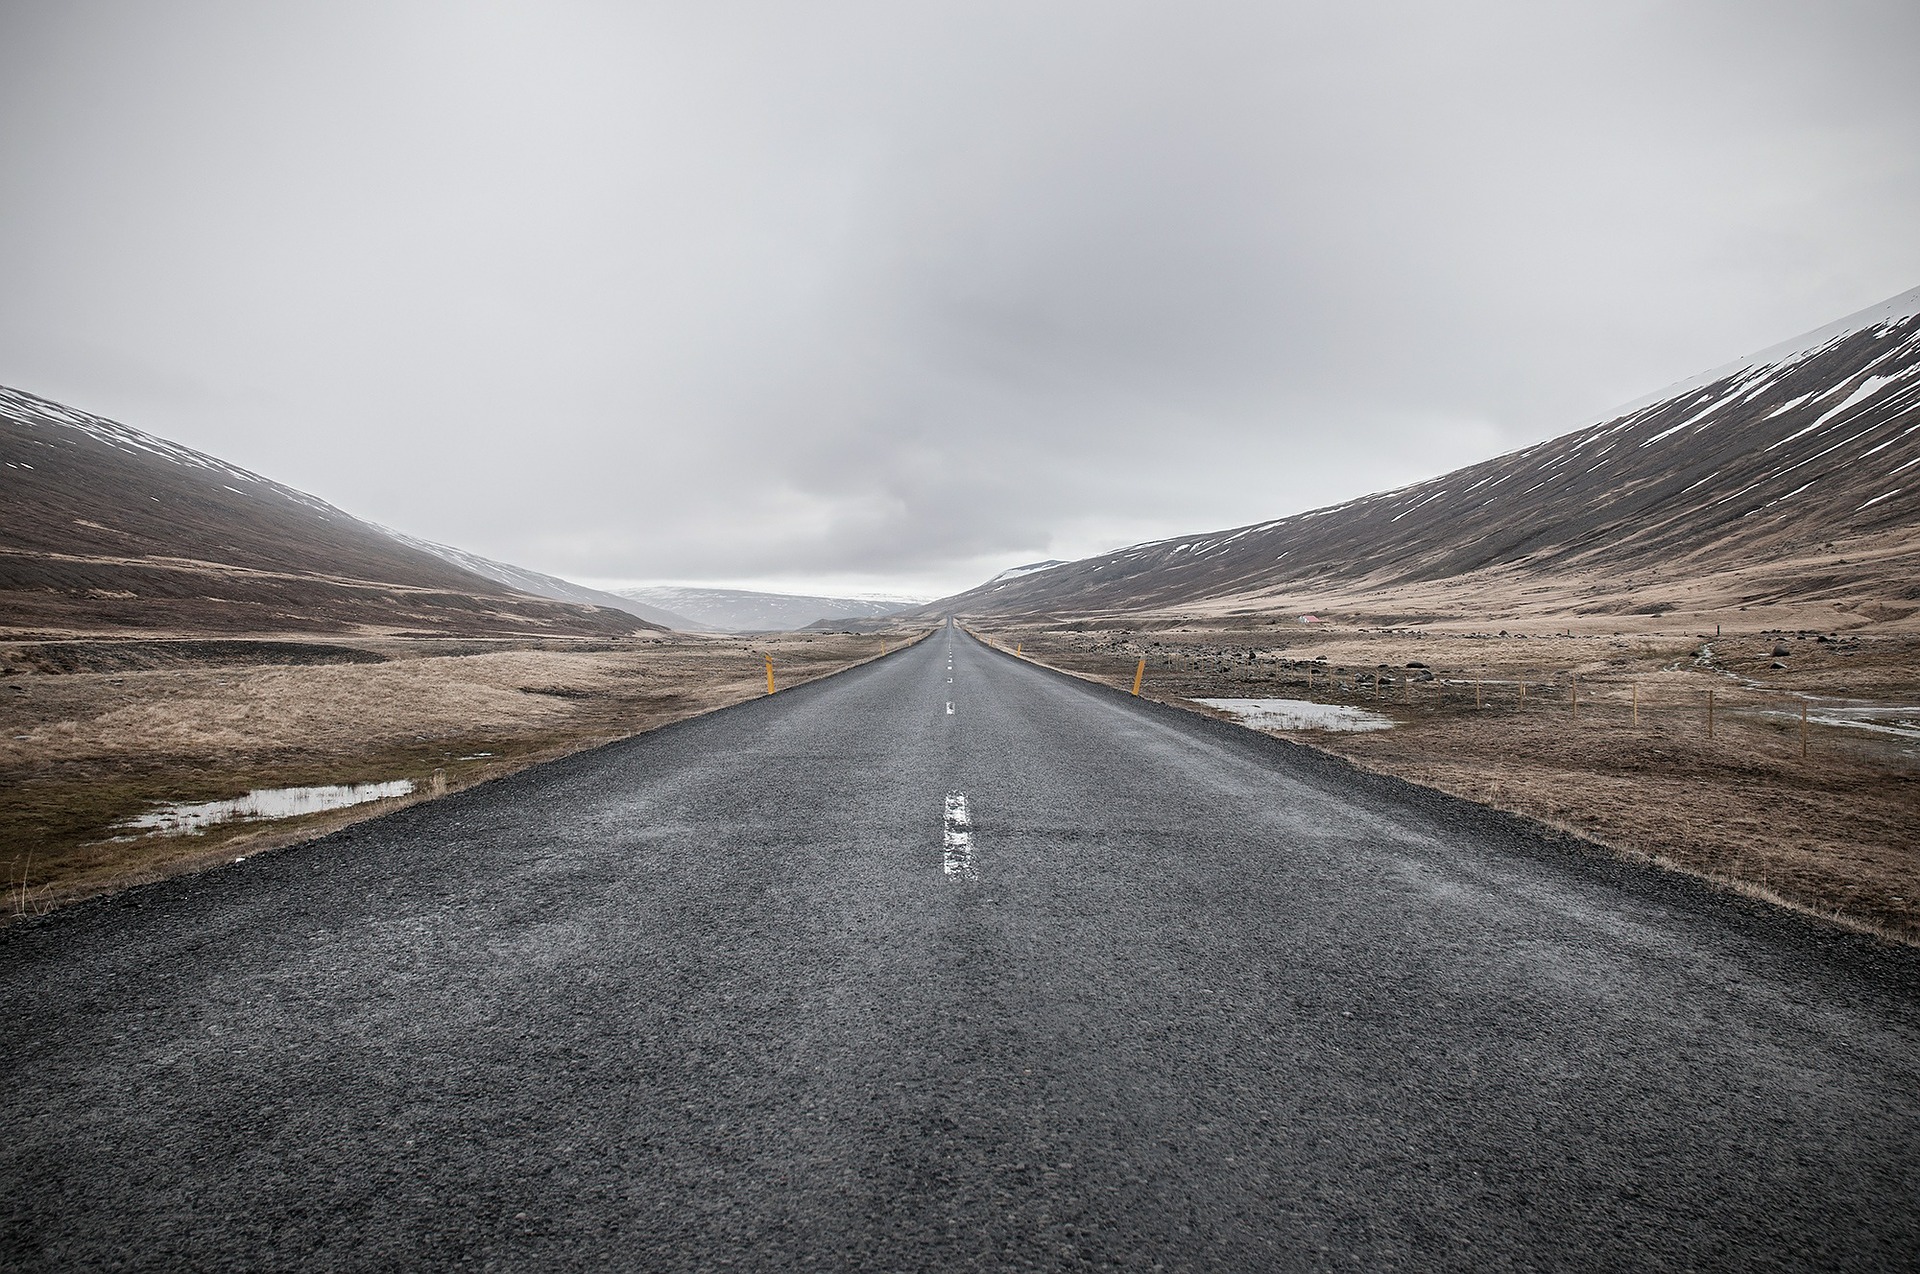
[1772,643,1791,657]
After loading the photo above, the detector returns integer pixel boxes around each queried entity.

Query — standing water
[1196,698,1396,733]
[115,780,415,837]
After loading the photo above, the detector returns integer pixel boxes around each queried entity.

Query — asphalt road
[5,624,1918,1271]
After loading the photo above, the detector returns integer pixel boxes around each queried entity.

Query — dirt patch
[1,628,928,917]
[977,619,1920,944]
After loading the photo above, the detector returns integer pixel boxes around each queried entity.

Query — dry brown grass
[978,618,1920,944]
[0,628,928,915]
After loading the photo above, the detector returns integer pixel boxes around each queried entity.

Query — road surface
[4,624,1917,1270]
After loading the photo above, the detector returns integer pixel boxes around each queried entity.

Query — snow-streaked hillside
[2,384,354,525]
[0,384,655,637]
[929,285,1920,627]
[1603,284,1920,421]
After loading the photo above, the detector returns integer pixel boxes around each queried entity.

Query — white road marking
[943,792,975,879]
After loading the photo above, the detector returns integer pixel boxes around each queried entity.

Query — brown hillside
[933,290,1920,630]
[0,385,656,638]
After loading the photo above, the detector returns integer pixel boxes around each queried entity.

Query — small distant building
[1298,614,1323,624]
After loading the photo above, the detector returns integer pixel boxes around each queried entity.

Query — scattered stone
[1772,643,1791,657]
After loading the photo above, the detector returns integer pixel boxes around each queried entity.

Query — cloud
[4,0,1917,594]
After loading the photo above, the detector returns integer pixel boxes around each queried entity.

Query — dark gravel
[3,624,1917,1271]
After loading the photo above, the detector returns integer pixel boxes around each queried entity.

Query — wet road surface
[4,623,1918,1270]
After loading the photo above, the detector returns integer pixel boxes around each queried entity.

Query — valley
[5,287,1917,942]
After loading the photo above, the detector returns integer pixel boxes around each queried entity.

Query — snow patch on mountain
[1595,284,1920,426]
[989,561,1067,585]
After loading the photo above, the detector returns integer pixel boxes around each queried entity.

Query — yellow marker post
[1132,659,1146,696]
[765,655,775,695]
[1015,643,1021,656]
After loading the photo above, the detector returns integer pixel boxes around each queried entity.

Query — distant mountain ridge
[380,531,698,630]
[928,285,1920,628]
[0,384,658,638]
[615,585,924,633]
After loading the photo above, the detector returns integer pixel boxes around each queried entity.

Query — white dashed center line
[943,792,975,879]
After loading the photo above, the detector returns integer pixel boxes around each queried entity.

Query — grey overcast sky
[3,1,1917,597]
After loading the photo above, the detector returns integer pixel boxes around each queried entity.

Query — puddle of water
[115,780,415,837]
[1761,703,1920,742]
[1197,698,1396,732]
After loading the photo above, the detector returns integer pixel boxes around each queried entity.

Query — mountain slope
[615,586,923,633]
[379,531,698,630]
[988,560,1067,585]
[934,286,1920,628]
[0,385,658,638]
